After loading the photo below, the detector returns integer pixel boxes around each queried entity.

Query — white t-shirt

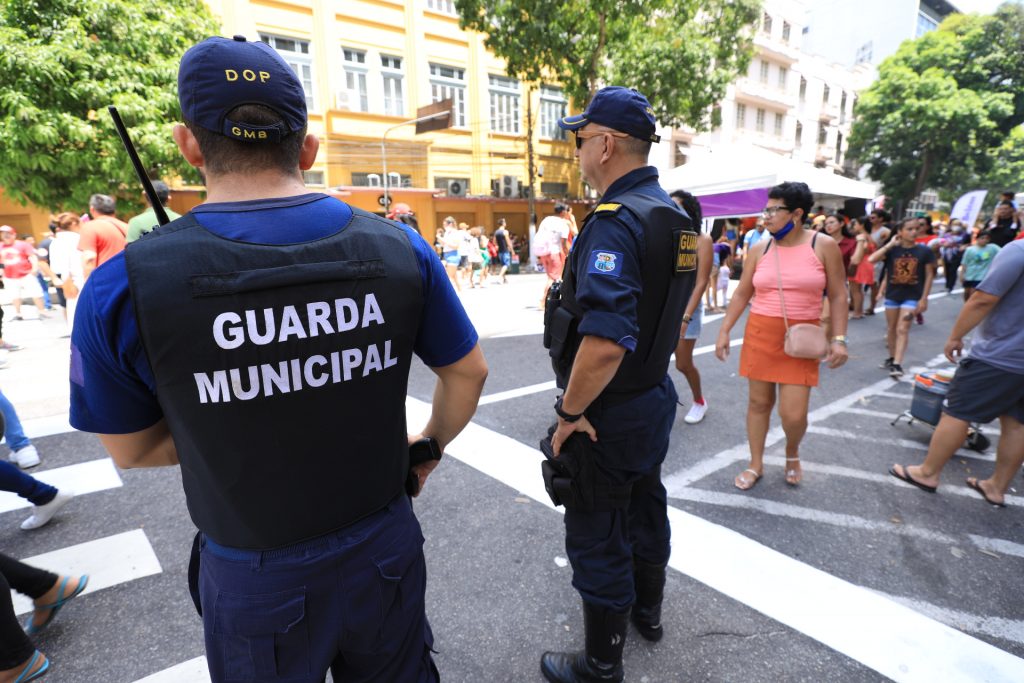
[535,215,569,257]
[48,231,84,284]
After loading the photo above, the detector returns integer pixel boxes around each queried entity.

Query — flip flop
[966,478,1006,508]
[14,651,49,683]
[734,469,761,491]
[888,465,937,493]
[25,574,89,635]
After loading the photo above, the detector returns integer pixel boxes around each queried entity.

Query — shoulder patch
[594,203,622,214]
[587,249,623,277]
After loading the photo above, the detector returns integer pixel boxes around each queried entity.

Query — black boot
[631,558,666,642]
[540,601,628,682]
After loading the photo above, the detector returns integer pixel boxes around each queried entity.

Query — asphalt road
[2,273,1022,682]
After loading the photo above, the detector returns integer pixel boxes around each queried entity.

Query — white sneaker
[684,400,708,424]
[12,444,40,469]
[21,490,74,530]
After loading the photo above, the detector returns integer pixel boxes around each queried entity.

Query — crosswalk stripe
[0,458,122,514]
[11,529,162,615]
[882,592,1024,647]
[478,380,557,405]
[406,397,1024,681]
[806,425,993,462]
[134,656,210,683]
[19,412,75,439]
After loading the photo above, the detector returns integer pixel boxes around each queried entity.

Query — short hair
[89,194,116,215]
[185,104,306,176]
[977,229,993,240]
[767,181,813,219]
[553,203,568,215]
[918,214,932,226]
[443,216,456,226]
[152,180,171,206]
[669,190,703,224]
[870,208,891,223]
[619,136,652,159]
[998,200,1015,208]
[497,218,506,227]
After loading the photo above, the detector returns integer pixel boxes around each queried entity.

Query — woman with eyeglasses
[715,182,849,490]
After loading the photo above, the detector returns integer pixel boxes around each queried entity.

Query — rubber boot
[631,558,666,642]
[540,601,627,682]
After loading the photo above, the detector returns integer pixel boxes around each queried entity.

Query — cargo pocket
[212,587,309,681]
[373,526,426,642]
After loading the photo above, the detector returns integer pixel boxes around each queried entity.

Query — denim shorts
[683,304,703,340]
[884,298,918,310]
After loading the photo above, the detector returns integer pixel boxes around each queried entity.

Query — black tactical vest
[124,208,422,549]
[551,191,696,396]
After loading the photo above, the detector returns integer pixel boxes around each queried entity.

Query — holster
[539,424,632,512]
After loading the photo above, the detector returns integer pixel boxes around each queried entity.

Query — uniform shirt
[883,244,935,303]
[571,166,673,353]
[70,193,478,435]
[970,241,1024,373]
[0,240,35,279]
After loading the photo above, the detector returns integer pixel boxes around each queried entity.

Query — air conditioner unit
[447,179,467,197]
[366,173,381,187]
[334,90,352,111]
[501,175,519,198]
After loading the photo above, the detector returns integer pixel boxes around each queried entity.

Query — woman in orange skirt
[715,182,849,490]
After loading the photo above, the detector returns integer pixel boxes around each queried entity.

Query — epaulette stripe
[595,203,622,213]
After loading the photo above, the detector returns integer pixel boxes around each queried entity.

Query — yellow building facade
[207,0,583,236]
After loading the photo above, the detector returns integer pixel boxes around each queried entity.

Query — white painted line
[11,529,162,615]
[407,397,1024,681]
[806,425,992,462]
[693,337,743,357]
[664,376,898,493]
[844,407,904,420]
[760,455,1023,506]
[968,535,1024,560]
[0,458,122,514]
[666,505,1024,683]
[19,412,76,439]
[874,391,914,400]
[882,592,1024,648]
[478,380,557,406]
[134,657,210,683]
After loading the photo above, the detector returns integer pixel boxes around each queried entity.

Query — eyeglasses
[762,206,791,217]
[574,129,631,150]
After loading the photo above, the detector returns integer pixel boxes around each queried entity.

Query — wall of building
[0,189,53,241]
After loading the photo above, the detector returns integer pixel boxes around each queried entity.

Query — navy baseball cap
[178,35,307,143]
[558,86,660,143]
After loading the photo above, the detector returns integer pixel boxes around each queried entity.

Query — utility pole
[525,84,537,232]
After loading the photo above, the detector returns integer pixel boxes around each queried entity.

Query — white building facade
[653,0,874,179]
[803,0,961,68]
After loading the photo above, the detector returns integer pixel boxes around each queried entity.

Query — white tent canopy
[660,143,877,201]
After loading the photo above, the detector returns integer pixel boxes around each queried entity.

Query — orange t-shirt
[79,216,128,268]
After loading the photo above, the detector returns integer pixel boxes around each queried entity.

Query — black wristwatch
[554,396,584,423]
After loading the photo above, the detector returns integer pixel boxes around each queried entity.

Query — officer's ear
[600,133,614,165]
[298,133,320,171]
[173,124,205,170]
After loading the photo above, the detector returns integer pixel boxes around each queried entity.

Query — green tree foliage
[848,4,1021,204]
[455,0,760,131]
[0,0,218,213]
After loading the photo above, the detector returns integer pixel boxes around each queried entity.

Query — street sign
[416,99,453,134]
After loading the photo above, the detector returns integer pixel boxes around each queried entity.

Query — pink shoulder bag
[771,240,828,360]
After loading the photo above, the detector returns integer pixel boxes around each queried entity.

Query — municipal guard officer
[540,87,696,682]
[69,36,487,682]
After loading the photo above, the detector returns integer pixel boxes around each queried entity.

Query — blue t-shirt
[971,241,1024,373]
[70,193,478,434]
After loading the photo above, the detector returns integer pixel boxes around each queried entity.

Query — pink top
[750,238,826,320]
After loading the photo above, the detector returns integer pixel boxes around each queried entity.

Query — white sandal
[785,457,802,486]
[734,468,762,491]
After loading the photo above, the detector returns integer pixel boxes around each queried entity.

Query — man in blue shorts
[889,240,1024,507]
[869,218,935,379]
[69,35,487,682]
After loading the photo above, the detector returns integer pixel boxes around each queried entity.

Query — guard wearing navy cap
[69,35,487,682]
[540,86,696,682]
